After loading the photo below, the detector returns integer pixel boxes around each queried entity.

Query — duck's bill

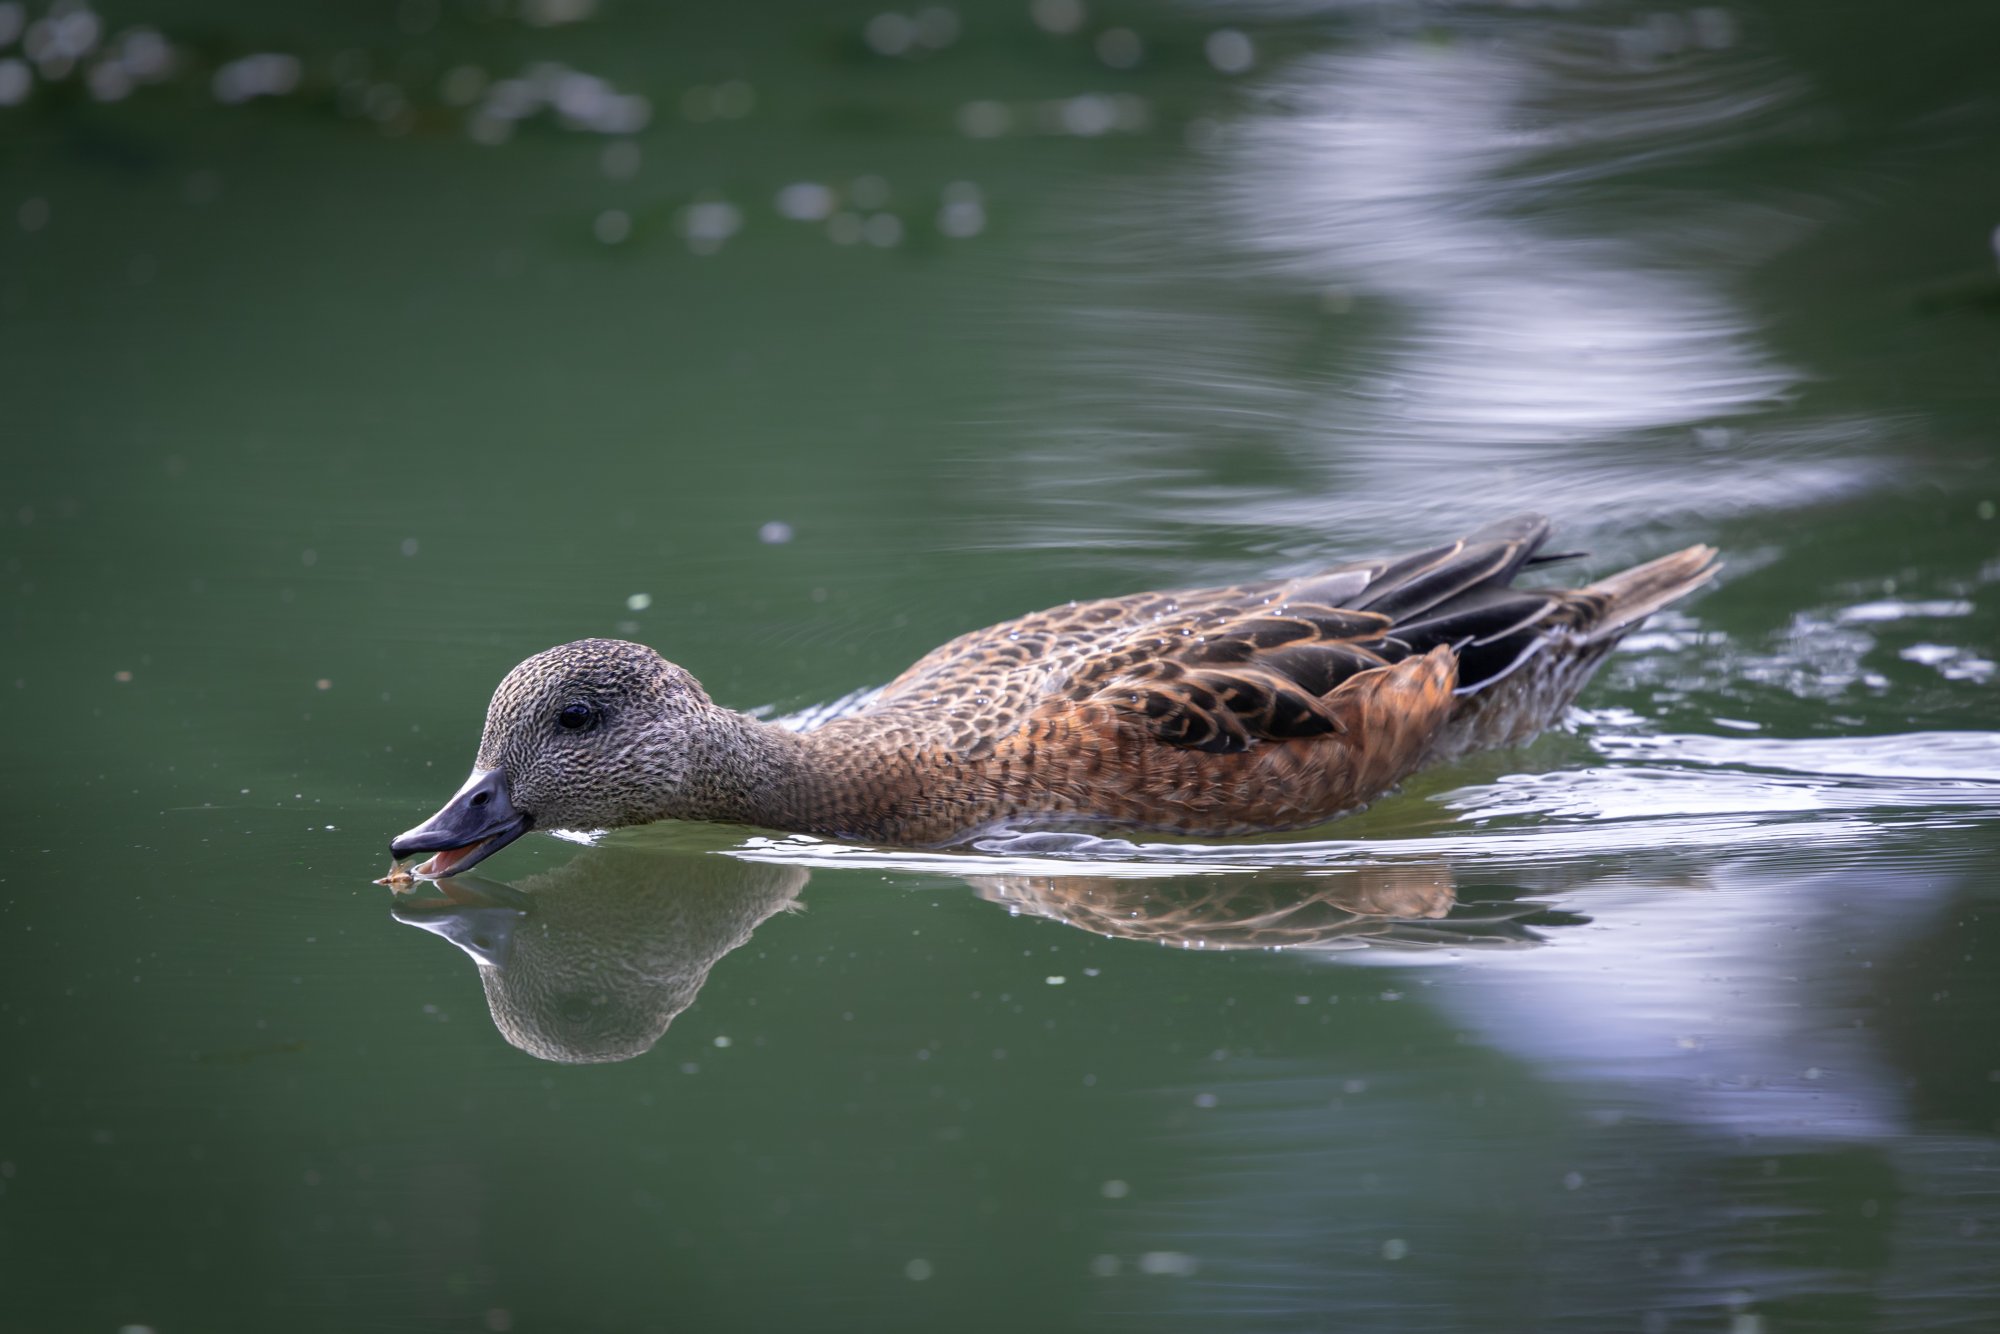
[390,768,533,880]
[408,823,528,878]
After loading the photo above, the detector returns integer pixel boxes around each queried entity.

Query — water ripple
[1011,13,1880,555]
[728,729,2000,879]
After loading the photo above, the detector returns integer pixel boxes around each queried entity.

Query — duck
[390,514,1715,875]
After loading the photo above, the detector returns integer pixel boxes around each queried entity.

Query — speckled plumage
[449,516,1716,848]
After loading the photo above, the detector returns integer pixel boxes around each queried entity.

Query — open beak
[390,768,532,879]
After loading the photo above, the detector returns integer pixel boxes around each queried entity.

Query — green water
[5,1,2000,1330]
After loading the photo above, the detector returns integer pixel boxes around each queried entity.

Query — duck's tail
[1573,543,1721,641]
[1431,539,1718,759]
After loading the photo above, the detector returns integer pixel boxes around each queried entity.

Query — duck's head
[391,638,712,876]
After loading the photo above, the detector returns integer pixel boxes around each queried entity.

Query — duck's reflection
[395,848,1575,1062]
[393,849,806,1064]
[967,863,1578,952]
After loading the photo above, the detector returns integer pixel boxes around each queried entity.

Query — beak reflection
[391,848,808,1064]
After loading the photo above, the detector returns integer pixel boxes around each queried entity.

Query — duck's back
[793,516,1715,843]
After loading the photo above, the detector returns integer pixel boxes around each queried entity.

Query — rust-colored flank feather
[397,515,1718,861]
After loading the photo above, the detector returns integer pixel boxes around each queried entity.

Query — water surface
[3,0,1998,1329]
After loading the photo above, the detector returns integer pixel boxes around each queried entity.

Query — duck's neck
[658,704,817,830]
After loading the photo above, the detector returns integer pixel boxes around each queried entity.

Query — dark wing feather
[1353,515,1551,619]
[1098,514,1566,751]
[1389,588,1558,655]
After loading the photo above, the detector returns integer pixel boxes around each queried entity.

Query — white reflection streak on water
[1021,18,1884,547]
[1226,41,1796,442]
[1428,861,1941,1143]
[1097,853,2000,1330]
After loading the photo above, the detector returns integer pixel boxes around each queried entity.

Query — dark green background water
[4,1,1999,1330]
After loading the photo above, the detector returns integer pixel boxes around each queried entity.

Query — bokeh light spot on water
[1058,93,1114,137]
[1205,28,1255,75]
[758,521,794,545]
[0,57,30,105]
[676,201,742,254]
[593,209,631,245]
[937,181,986,238]
[903,1258,933,1281]
[211,53,300,104]
[1095,27,1142,70]
[1030,0,1084,37]
[957,99,1011,138]
[827,211,863,245]
[862,213,904,248]
[625,593,651,611]
[469,61,649,139]
[776,182,837,222]
[1138,1251,1198,1277]
[1033,91,1147,137]
[23,2,99,76]
[85,58,125,101]
[865,12,916,58]
[116,28,172,79]
[710,80,756,119]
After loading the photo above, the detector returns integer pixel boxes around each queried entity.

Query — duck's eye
[557,702,596,731]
